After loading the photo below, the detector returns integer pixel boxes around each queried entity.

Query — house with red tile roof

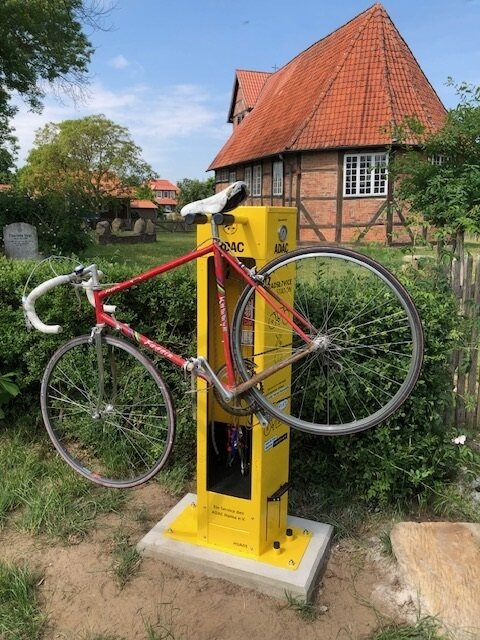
[150,178,179,214]
[130,198,158,222]
[209,3,446,243]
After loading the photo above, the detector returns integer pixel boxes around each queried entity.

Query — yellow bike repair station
[138,207,333,601]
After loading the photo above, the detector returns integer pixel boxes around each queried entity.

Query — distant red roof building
[209,3,446,244]
[150,179,179,212]
[130,199,158,210]
[0,184,11,191]
[130,198,158,222]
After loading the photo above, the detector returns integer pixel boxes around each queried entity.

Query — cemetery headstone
[133,218,146,234]
[3,222,39,259]
[111,217,123,233]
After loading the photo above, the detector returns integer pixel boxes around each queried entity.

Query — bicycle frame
[92,220,316,401]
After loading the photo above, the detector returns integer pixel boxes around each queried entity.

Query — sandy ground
[0,483,412,640]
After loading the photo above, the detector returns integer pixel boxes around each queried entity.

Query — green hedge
[0,256,467,506]
[290,261,465,507]
[0,256,197,469]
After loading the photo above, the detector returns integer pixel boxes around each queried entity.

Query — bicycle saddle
[180,181,248,217]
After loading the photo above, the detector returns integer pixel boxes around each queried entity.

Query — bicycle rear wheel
[41,334,175,488]
[231,246,423,436]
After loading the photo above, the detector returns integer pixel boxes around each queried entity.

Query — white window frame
[272,160,283,196]
[252,164,262,197]
[244,166,252,193]
[216,169,229,183]
[343,152,388,197]
[430,154,447,166]
[229,171,236,184]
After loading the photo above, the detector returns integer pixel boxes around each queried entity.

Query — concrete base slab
[137,493,333,601]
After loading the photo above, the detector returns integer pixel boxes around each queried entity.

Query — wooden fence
[449,254,480,428]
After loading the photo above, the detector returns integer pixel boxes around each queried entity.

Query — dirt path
[0,483,410,640]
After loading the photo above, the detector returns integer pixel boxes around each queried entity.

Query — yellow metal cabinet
[165,206,312,568]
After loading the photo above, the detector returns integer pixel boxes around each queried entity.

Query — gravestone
[111,217,123,233]
[3,222,39,259]
[133,218,146,234]
[145,219,156,235]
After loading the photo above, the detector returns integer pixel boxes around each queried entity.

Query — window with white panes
[344,153,388,197]
[229,171,237,184]
[216,169,229,183]
[244,166,252,193]
[430,154,447,166]
[252,164,262,196]
[272,160,283,196]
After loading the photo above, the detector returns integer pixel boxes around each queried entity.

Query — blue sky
[11,0,480,182]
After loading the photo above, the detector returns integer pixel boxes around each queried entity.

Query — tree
[0,0,110,174]
[177,177,215,211]
[393,82,480,252]
[19,115,155,214]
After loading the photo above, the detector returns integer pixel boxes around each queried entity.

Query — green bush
[0,256,197,472]
[0,256,468,507]
[290,262,464,507]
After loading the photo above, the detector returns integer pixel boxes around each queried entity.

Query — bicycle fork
[91,326,117,420]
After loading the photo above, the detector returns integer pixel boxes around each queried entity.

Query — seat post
[210,215,220,241]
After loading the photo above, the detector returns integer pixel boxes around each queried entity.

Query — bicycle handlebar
[22,265,116,334]
[23,274,73,334]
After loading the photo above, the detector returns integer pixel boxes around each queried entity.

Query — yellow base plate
[163,502,312,570]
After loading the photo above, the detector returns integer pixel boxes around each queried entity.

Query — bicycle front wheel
[41,335,175,488]
[231,246,424,436]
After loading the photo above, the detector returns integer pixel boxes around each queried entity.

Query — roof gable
[227,70,272,122]
[150,179,178,192]
[210,3,446,169]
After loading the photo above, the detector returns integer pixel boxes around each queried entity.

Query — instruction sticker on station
[264,432,288,451]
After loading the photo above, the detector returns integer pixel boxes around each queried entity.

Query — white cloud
[108,55,130,70]
[10,81,230,180]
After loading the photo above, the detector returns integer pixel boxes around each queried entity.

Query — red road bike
[23,182,424,488]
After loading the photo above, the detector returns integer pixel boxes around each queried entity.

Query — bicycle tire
[231,246,424,436]
[41,334,175,488]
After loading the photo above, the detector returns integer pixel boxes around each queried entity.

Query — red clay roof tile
[150,179,178,192]
[130,199,158,209]
[209,3,446,170]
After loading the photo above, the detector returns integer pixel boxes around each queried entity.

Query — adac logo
[222,240,245,253]
[274,225,288,254]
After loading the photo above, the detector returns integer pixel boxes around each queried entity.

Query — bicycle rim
[41,335,175,488]
[231,247,424,435]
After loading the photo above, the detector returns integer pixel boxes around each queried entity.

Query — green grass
[0,423,126,540]
[370,617,447,639]
[82,232,196,269]
[110,529,142,587]
[0,561,46,640]
[282,591,320,622]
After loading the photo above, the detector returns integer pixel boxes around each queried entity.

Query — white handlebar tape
[22,274,72,334]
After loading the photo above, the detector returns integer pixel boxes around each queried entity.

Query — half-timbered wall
[215,149,413,244]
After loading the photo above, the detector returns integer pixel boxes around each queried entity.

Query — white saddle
[180,181,248,217]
